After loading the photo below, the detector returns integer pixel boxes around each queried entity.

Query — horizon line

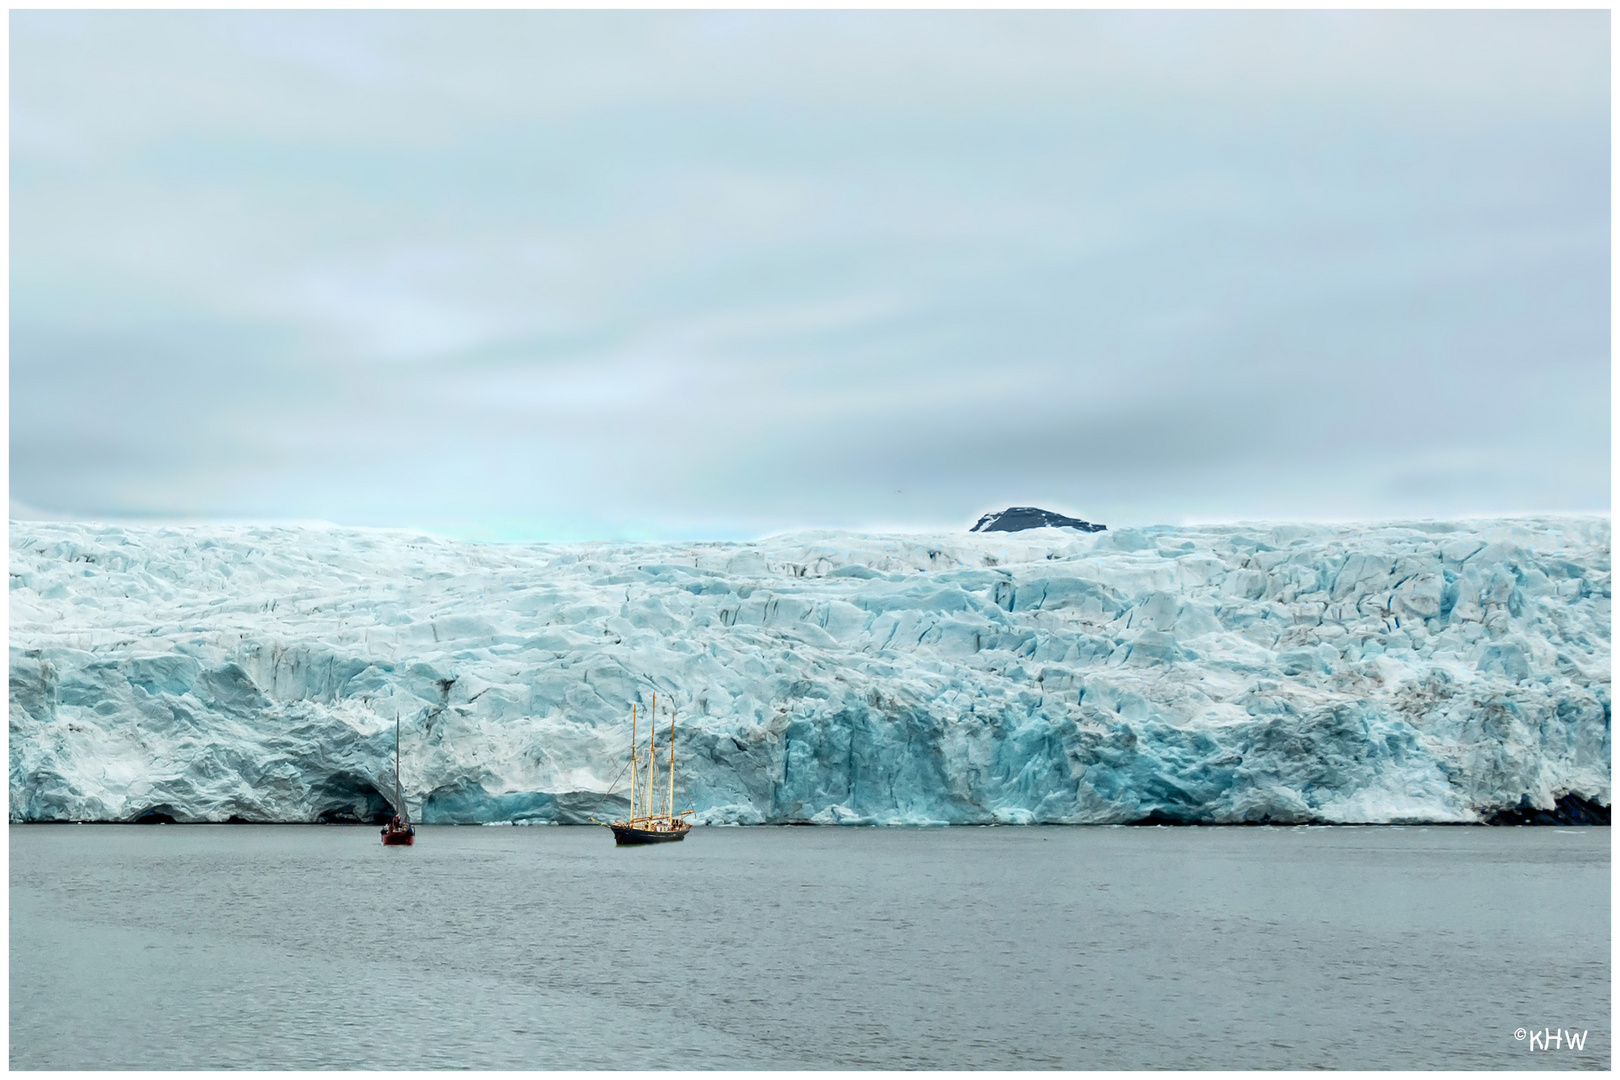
[8,502,1612,547]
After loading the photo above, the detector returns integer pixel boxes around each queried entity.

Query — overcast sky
[11,10,1610,540]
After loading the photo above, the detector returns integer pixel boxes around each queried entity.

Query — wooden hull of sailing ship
[381,826,415,846]
[611,823,690,846]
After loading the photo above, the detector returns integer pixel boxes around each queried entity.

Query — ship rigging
[599,692,695,845]
[380,715,415,846]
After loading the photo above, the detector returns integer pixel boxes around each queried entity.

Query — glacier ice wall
[9,517,1610,825]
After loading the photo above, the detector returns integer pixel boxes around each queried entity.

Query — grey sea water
[10,823,1609,1069]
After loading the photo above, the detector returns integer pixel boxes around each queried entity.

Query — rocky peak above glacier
[971,507,1106,533]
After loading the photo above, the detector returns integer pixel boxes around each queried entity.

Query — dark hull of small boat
[611,824,689,846]
[381,828,415,846]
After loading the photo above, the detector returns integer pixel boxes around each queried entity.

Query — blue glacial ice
[8,517,1610,825]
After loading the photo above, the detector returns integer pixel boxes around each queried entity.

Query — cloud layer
[11,11,1610,539]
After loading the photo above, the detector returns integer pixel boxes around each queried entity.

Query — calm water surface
[10,824,1609,1069]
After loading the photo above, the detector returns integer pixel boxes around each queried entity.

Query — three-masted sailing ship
[604,693,694,845]
[380,716,415,846]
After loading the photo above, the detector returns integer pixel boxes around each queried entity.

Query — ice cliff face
[9,517,1610,825]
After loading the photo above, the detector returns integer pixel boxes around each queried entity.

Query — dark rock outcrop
[971,507,1106,533]
[1486,794,1610,826]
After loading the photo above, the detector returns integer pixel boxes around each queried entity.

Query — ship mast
[645,693,658,824]
[667,706,676,820]
[629,704,638,823]
[395,716,404,823]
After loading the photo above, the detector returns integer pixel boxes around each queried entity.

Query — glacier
[9,517,1610,826]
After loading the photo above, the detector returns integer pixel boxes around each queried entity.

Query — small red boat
[380,716,416,847]
[381,813,415,846]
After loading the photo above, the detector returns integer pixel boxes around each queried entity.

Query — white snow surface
[9,517,1610,825]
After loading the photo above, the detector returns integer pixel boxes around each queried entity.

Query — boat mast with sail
[604,692,694,845]
[381,716,415,846]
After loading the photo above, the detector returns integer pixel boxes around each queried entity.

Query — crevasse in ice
[8,517,1609,824]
